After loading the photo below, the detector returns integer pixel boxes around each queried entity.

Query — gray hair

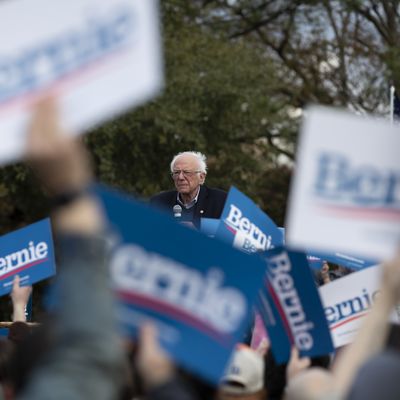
[170,151,208,173]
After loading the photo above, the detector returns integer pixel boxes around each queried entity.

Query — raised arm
[18,98,125,400]
[332,250,400,396]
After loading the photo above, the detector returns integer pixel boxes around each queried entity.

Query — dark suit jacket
[149,185,227,229]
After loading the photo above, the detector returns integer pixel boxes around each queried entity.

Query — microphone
[173,204,182,218]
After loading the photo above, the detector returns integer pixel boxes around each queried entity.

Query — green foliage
[2,0,398,320]
[85,0,294,203]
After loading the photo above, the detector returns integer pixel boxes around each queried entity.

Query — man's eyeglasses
[171,170,201,178]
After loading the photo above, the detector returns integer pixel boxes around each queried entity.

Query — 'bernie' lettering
[0,6,135,102]
[111,244,247,333]
[225,204,271,251]
[267,252,314,350]
[314,152,400,207]
[0,241,48,276]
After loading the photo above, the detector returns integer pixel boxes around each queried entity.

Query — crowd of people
[0,97,399,400]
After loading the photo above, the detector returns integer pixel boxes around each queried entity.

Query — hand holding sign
[11,275,32,322]
[27,98,104,233]
[137,323,175,389]
[286,346,311,383]
[26,98,92,196]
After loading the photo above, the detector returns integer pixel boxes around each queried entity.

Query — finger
[12,275,20,291]
[290,345,299,361]
[299,356,311,369]
[139,323,158,352]
[26,97,59,158]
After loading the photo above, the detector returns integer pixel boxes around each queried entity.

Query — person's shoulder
[203,186,227,199]
[149,190,176,204]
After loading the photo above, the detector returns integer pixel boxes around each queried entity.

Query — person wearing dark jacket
[150,151,227,229]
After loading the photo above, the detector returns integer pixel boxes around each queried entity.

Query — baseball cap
[220,344,265,395]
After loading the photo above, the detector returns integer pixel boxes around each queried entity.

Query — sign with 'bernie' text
[97,185,268,385]
[0,219,56,296]
[287,106,400,261]
[0,0,162,165]
[215,186,283,254]
[258,247,333,363]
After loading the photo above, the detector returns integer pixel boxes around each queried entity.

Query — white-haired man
[150,151,226,229]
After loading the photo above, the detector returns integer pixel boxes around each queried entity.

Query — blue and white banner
[215,187,283,254]
[287,106,400,261]
[97,186,267,384]
[258,247,333,363]
[319,265,400,348]
[0,219,56,296]
[309,250,376,271]
[0,0,162,165]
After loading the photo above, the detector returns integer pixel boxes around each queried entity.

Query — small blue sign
[279,227,373,271]
[215,187,283,254]
[0,219,56,296]
[308,250,376,271]
[258,247,333,363]
[97,186,267,384]
[200,218,220,238]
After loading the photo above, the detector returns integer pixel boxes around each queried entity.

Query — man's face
[172,154,206,197]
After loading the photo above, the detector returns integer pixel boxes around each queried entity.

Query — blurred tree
[195,0,399,111]
[0,0,294,318]
[84,0,295,201]
[4,0,397,319]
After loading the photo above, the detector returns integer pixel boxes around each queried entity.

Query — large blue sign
[258,247,333,363]
[215,187,283,254]
[97,186,267,384]
[200,218,220,238]
[280,227,375,271]
[0,219,56,296]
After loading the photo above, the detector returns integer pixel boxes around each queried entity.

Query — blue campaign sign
[258,246,333,363]
[215,186,283,254]
[97,186,267,385]
[279,227,370,271]
[0,219,56,296]
[200,218,220,238]
[306,254,324,270]
[307,250,376,271]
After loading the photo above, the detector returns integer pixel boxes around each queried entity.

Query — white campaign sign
[286,106,400,261]
[0,0,162,165]
[319,266,400,348]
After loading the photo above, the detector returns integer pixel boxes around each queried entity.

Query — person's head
[170,151,207,202]
[7,322,31,346]
[218,344,266,400]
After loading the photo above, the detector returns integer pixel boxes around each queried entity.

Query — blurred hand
[136,323,175,389]
[381,248,400,304]
[26,97,92,195]
[255,337,270,356]
[11,275,32,322]
[286,346,311,383]
[26,97,104,233]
